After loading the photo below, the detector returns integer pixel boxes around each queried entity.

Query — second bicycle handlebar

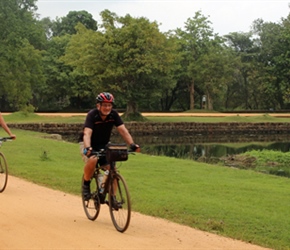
[0,137,14,142]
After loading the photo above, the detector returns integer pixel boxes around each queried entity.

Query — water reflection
[110,134,290,161]
[140,143,290,162]
[65,134,290,161]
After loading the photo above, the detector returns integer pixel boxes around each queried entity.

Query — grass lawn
[1,129,289,250]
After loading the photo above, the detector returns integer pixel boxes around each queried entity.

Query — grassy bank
[1,129,289,249]
[3,111,290,123]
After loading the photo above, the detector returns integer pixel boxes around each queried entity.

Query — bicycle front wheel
[0,152,8,193]
[108,173,131,233]
[81,174,100,221]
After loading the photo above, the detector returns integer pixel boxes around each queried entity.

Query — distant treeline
[1,1,290,115]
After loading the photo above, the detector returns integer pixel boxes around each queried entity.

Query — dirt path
[0,176,271,250]
[33,112,290,117]
[3,112,290,117]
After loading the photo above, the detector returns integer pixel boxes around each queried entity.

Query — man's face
[97,102,113,116]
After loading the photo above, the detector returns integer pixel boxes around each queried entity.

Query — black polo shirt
[83,109,124,150]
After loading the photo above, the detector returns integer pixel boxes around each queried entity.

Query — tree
[39,35,72,110]
[0,0,45,110]
[224,31,260,109]
[51,10,97,37]
[192,41,235,110]
[252,16,290,109]
[175,11,225,110]
[38,17,54,40]
[63,10,178,118]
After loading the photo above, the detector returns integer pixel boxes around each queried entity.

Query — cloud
[36,0,290,35]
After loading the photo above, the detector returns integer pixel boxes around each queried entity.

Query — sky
[36,0,290,36]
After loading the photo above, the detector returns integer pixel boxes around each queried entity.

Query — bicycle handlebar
[90,148,135,157]
[90,149,106,157]
[0,137,14,142]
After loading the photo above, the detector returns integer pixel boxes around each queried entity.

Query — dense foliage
[1,0,290,115]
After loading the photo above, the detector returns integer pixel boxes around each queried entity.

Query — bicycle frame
[82,146,133,232]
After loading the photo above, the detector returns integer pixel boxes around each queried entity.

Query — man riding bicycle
[81,92,139,201]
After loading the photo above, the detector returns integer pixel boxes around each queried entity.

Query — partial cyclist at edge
[81,92,140,202]
[0,112,16,139]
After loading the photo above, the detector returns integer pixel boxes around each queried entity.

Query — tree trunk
[207,95,213,110]
[126,100,137,114]
[122,100,140,120]
[122,100,146,121]
[206,90,213,110]
[189,80,194,110]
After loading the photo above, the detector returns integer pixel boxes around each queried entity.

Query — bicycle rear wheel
[108,173,131,233]
[0,152,8,193]
[81,174,100,220]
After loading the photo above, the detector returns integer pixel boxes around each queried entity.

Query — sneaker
[110,196,122,211]
[98,192,106,204]
[82,184,91,201]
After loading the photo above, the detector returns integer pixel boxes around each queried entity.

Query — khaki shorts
[79,142,88,163]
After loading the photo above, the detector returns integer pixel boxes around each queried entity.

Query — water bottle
[99,170,109,194]
[97,173,103,190]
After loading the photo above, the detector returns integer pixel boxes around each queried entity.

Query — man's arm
[117,124,134,145]
[0,113,16,139]
[83,127,93,148]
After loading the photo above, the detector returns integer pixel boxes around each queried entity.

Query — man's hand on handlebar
[130,143,141,152]
[83,147,92,157]
[10,134,16,140]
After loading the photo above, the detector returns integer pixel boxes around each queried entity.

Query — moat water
[65,133,290,161]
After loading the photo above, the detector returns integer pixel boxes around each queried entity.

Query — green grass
[1,129,290,250]
[3,112,86,123]
[3,111,290,123]
[147,113,287,123]
[243,150,290,177]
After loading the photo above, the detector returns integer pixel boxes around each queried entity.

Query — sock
[84,180,90,186]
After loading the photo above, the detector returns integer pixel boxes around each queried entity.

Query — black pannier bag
[105,143,128,162]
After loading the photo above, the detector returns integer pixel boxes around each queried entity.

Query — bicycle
[0,137,13,192]
[81,143,135,233]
